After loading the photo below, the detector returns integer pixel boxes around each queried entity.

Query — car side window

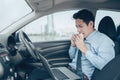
[20,10,120,42]
[21,10,77,42]
[95,10,120,30]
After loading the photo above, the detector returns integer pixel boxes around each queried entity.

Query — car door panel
[33,40,72,67]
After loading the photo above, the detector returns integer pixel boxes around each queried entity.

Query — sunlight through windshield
[0,0,32,32]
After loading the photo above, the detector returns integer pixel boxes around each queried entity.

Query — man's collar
[86,30,97,41]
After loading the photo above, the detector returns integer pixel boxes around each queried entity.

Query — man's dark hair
[73,9,95,25]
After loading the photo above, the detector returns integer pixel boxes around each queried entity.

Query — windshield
[0,0,32,32]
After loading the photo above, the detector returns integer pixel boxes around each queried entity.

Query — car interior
[0,0,120,80]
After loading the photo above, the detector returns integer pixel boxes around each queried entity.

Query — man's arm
[69,46,77,59]
[85,41,115,70]
[69,34,78,59]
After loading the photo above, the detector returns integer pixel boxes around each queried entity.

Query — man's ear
[88,21,94,28]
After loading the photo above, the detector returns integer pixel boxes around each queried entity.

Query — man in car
[69,9,115,80]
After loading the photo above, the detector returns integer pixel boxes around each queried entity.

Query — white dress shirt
[69,30,115,80]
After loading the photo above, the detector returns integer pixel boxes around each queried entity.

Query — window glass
[0,0,32,32]
[22,10,78,42]
[95,10,120,29]
[21,9,120,42]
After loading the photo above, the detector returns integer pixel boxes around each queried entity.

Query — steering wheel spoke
[19,31,37,60]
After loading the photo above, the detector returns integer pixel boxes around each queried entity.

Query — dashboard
[7,35,17,56]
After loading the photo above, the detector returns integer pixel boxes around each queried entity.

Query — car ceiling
[26,0,120,13]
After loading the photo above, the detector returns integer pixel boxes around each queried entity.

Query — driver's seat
[91,16,120,80]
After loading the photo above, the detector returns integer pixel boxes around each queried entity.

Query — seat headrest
[98,16,117,41]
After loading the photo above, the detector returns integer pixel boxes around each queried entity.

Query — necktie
[76,50,83,80]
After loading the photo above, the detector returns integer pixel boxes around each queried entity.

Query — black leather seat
[92,55,120,80]
[91,16,120,80]
[116,25,120,56]
[98,16,117,41]
[117,25,120,44]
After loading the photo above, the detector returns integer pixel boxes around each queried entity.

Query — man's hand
[74,33,88,54]
[71,34,76,47]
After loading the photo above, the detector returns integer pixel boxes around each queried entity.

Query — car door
[19,10,77,67]
[33,40,71,67]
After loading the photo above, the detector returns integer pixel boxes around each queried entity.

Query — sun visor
[26,0,54,12]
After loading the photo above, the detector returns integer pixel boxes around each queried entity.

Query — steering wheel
[18,31,38,60]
